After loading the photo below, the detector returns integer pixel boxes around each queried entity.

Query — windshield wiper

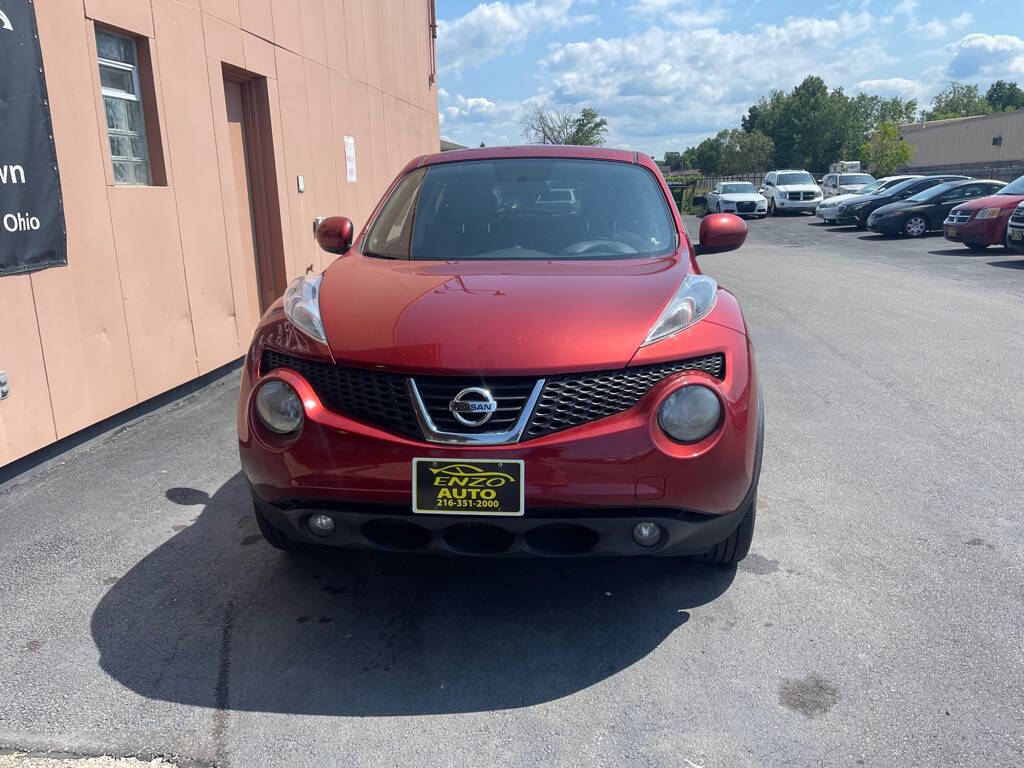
[363,249,403,260]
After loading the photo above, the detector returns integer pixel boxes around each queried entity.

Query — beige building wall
[0,0,440,466]
[900,111,1024,171]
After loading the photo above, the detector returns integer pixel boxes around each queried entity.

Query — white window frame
[98,57,143,102]
[96,31,152,186]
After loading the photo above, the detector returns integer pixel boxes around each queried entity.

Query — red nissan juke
[238,145,762,564]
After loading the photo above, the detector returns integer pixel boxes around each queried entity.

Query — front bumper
[239,325,761,557]
[776,198,819,212]
[943,215,1008,246]
[1007,222,1024,251]
[866,214,903,234]
[718,202,767,216]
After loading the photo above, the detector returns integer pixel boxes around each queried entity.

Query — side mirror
[695,213,747,255]
[314,216,354,254]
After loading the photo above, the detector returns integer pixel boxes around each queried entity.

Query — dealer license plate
[944,225,957,238]
[1012,228,1023,241]
[412,458,524,516]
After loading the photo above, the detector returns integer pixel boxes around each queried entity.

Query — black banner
[0,1,66,276]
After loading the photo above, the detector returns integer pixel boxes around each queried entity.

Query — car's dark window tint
[365,158,677,261]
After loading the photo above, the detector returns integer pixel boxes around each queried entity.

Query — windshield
[777,172,815,185]
[998,175,1024,195]
[364,158,677,261]
[840,174,874,185]
[722,183,757,194]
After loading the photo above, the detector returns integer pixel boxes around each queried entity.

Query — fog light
[255,379,303,434]
[633,521,662,547]
[658,385,721,443]
[308,514,335,537]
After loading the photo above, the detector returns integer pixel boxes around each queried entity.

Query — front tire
[696,497,756,565]
[903,215,927,238]
[768,198,776,216]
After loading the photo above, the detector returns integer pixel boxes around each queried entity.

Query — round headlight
[255,380,304,434]
[658,386,721,443]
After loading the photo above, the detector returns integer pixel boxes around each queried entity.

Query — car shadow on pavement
[928,248,992,256]
[91,473,735,716]
[988,259,1024,269]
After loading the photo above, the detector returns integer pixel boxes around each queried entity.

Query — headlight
[283,274,327,343]
[658,386,722,443]
[255,380,304,434]
[644,274,718,344]
[850,201,870,210]
[975,208,1002,220]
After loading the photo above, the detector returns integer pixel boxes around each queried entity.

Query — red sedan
[943,174,1024,250]
[238,146,762,564]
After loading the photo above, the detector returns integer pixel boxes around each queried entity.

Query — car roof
[416,145,639,167]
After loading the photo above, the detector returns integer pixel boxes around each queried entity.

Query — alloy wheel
[904,216,927,237]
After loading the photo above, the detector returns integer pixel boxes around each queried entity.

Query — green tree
[681,146,698,170]
[663,151,683,171]
[924,82,992,120]
[693,135,723,174]
[985,80,1024,112]
[519,105,608,145]
[868,120,915,176]
[718,129,775,174]
[740,77,917,170]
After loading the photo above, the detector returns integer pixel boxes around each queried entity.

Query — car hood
[719,193,764,202]
[317,253,688,375]
[819,193,859,207]
[951,193,1024,212]
[840,193,885,207]
[838,184,868,193]
[775,184,819,194]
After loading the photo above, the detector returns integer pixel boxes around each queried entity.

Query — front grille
[737,201,755,212]
[788,191,814,201]
[1010,204,1024,226]
[525,354,725,439]
[947,210,972,225]
[262,350,725,443]
[413,376,536,432]
[260,350,421,438]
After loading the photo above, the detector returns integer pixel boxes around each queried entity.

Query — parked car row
[810,172,1024,251]
[703,170,1024,253]
[705,169,825,219]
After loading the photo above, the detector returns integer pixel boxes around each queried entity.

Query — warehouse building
[899,110,1024,179]
[0,0,440,466]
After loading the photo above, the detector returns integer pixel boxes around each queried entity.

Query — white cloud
[437,0,594,74]
[917,19,947,39]
[854,77,929,101]
[951,12,973,30]
[627,0,726,26]
[536,11,893,147]
[893,0,918,14]
[947,33,1024,79]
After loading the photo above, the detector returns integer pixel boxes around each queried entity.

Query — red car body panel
[944,193,1024,247]
[238,146,761,556]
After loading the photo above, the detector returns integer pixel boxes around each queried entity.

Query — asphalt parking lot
[2,213,1022,767]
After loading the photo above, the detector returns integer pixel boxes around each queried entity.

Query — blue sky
[435,0,1024,157]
